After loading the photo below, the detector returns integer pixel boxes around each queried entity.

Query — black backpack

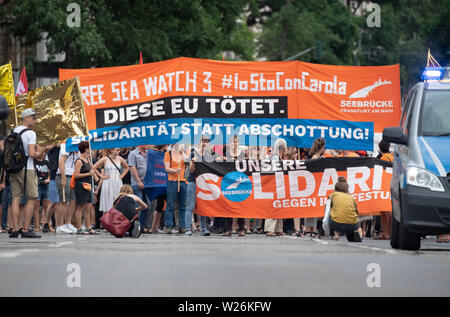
[47,145,61,171]
[4,128,30,174]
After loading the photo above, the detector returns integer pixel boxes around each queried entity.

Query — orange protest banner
[59,57,400,151]
[194,157,392,219]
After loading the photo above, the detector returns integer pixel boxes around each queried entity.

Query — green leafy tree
[0,0,255,68]
[256,0,359,65]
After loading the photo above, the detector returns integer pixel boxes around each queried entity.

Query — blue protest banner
[143,149,167,202]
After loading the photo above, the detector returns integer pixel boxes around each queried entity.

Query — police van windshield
[419,90,450,136]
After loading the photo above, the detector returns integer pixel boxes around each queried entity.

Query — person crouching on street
[113,185,148,238]
[329,177,363,242]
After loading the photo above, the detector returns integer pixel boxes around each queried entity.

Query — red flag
[16,67,28,96]
[139,52,143,64]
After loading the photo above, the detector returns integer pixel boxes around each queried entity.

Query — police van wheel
[390,216,400,249]
[398,221,421,250]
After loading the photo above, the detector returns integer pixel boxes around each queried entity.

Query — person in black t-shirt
[33,151,51,232]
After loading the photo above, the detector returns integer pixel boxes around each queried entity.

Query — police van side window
[405,91,418,136]
[401,89,417,133]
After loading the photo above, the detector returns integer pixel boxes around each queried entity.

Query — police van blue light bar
[422,67,445,80]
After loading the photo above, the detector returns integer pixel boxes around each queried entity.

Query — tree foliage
[253,0,450,93]
[0,0,255,68]
[1,0,449,95]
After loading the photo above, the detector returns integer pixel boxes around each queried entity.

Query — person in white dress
[93,148,130,213]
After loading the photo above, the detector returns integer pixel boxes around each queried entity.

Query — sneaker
[157,228,165,234]
[65,224,77,234]
[171,228,179,234]
[165,228,173,234]
[9,231,19,238]
[21,230,41,238]
[56,226,72,234]
[200,230,211,236]
[178,228,186,234]
[131,221,141,238]
[43,224,49,233]
[185,230,193,236]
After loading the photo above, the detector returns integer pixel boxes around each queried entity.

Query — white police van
[383,67,450,250]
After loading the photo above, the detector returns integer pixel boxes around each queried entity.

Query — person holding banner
[129,145,150,231]
[223,135,246,237]
[148,144,168,234]
[374,140,393,240]
[303,138,327,237]
[164,143,188,234]
[308,138,326,159]
[186,135,212,236]
[265,138,287,237]
[73,141,96,234]
[93,148,130,216]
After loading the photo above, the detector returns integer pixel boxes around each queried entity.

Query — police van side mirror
[383,127,408,145]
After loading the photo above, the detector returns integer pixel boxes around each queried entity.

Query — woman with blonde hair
[109,184,148,238]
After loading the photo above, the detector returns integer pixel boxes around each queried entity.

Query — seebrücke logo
[221,172,252,202]
[348,78,392,98]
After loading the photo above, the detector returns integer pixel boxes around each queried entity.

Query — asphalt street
[0,231,449,297]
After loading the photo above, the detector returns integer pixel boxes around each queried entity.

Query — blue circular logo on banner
[221,171,252,202]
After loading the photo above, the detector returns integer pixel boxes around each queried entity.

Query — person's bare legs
[332,231,340,240]
[90,204,95,229]
[83,204,92,232]
[23,199,37,231]
[33,201,40,231]
[10,197,20,231]
[65,200,76,226]
[18,204,25,229]
[45,202,55,231]
[151,211,162,233]
[74,204,83,230]
[380,212,391,239]
[55,203,67,227]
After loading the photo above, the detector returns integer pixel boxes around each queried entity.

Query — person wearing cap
[9,109,51,238]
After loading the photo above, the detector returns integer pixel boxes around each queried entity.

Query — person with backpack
[6,109,50,238]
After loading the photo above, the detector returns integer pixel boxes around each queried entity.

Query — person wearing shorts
[9,109,50,238]
[55,143,78,234]
[34,152,50,232]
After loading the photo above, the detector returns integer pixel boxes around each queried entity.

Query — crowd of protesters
[1,109,449,243]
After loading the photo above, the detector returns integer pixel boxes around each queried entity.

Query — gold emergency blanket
[10,77,88,146]
[0,62,16,106]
